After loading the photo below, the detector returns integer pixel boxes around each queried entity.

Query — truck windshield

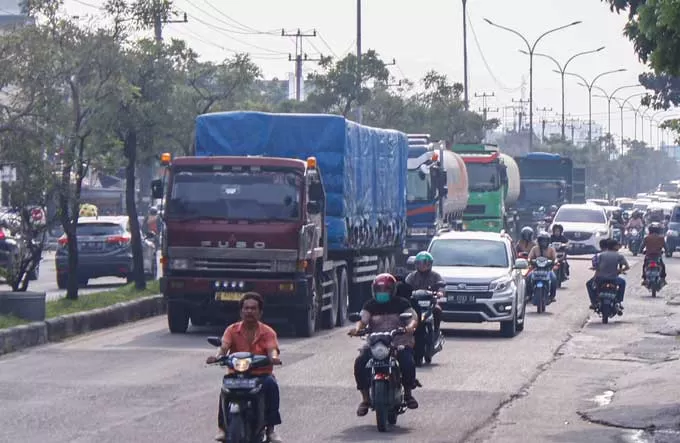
[167,170,301,221]
[520,181,562,204]
[407,169,432,202]
[466,163,500,191]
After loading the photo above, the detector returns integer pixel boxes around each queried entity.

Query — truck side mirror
[309,182,323,201]
[307,201,321,215]
[151,179,163,199]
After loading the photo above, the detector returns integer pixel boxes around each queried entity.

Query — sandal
[356,401,370,416]
[404,395,419,409]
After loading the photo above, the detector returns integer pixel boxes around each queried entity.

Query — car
[55,216,157,288]
[409,230,528,338]
[0,207,45,281]
[549,204,610,255]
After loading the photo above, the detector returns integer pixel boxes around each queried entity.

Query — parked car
[550,204,610,255]
[409,230,528,338]
[55,216,157,288]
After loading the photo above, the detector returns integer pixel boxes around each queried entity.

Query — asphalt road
[1,251,127,301]
[2,250,678,442]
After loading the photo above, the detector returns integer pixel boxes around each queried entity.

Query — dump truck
[152,111,408,337]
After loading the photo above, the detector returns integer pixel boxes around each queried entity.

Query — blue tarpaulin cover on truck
[194,111,408,251]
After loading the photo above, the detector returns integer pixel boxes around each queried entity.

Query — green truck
[451,144,521,234]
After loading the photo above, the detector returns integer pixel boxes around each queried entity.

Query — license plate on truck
[215,292,242,301]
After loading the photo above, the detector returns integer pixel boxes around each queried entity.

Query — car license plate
[215,292,242,301]
[418,300,431,307]
[448,294,476,304]
[570,242,585,248]
[223,378,257,389]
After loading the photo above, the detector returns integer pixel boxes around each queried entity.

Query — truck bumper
[463,219,504,232]
[160,275,310,325]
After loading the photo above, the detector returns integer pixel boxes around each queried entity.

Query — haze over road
[1,253,679,442]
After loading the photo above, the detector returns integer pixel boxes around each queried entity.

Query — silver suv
[425,230,528,337]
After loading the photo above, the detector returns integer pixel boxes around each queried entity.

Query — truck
[396,134,468,275]
[451,144,520,234]
[513,152,586,231]
[151,111,409,337]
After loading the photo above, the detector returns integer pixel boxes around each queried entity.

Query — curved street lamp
[607,91,646,152]
[592,84,642,138]
[563,69,627,144]
[485,18,582,151]
[519,46,604,140]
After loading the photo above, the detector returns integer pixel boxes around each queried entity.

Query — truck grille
[193,257,274,272]
[464,205,486,215]
[565,231,593,241]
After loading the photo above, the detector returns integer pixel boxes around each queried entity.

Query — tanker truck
[396,136,468,276]
[451,144,520,235]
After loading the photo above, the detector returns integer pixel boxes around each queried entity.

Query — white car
[550,204,610,254]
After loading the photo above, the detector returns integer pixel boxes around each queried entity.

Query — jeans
[587,277,626,304]
[218,374,282,429]
[643,256,666,279]
[354,346,416,391]
[528,270,558,299]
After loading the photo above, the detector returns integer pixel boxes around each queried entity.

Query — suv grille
[565,231,593,241]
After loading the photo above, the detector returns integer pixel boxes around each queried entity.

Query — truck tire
[321,272,339,330]
[168,302,190,334]
[295,277,319,337]
[336,268,349,327]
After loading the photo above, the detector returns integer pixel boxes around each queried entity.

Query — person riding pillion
[349,273,419,417]
[516,226,536,255]
[642,222,667,284]
[527,231,559,301]
[405,251,445,334]
[549,224,570,278]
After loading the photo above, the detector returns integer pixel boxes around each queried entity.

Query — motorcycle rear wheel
[601,303,610,324]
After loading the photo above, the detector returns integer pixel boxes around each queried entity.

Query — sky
[0,0,673,144]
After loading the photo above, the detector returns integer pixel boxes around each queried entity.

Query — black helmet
[552,224,563,234]
[612,209,621,217]
[520,226,534,241]
[536,231,550,247]
[649,222,663,235]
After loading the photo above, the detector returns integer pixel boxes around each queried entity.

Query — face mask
[375,292,391,303]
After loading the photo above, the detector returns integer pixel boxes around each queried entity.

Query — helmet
[536,231,550,247]
[649,222,663,235]
[550,205,559,212]
[520,226,534,242]
[632,210,642,218]
[414,251,434,273]
[613,209,621,218]
[552,224,563,234]
[149,207,158,216]
[372,273,397,303]
[622,212,630,221]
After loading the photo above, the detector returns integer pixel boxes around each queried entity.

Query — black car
[55,216,157,288]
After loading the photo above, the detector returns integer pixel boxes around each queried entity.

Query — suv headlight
[489,277,513,293]
[169,258,189,270]
[667,230,678,237]
[595,230,608,237]
[370,342,390,360]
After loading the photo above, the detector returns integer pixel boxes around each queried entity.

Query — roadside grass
[0,280,160,329]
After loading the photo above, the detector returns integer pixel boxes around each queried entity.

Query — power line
[182,14,287,54]
[202,0,277,35]
[183,0,279,35]
[316,32,339,59]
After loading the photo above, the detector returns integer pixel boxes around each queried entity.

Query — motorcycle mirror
[207,337,222,347]
[399,312,413,321]
[432,281,446,290]
[348,313,361,322]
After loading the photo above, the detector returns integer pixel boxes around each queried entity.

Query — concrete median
[0,294,165,356]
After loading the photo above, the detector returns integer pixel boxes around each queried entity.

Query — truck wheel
[321,272,339,330]
[295,277,319,337]
[335,268,349,327]
[168,302,189,334]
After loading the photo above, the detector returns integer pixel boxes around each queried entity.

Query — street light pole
[519,47,605,140]
[608,91,646,153]
[485,18,581,151]
[563,69,627,144]
[356,0,362,123]
[462,0,469,110]
[592,84,641,137]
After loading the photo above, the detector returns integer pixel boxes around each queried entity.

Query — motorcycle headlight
[370,342,390,360]
[489,277,513,293]
[232,358,251,373]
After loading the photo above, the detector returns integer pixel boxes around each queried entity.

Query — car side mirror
[348,312,361,322]
[399,312,413,321]
[306,201,321,215]
[207,336,222,347]
[151,179,163,199]
[406,256,416,266]
[513,258,529,269]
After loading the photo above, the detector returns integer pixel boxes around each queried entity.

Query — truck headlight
[169,258,189,270]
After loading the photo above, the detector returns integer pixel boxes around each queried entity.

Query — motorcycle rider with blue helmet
[405,251,445,334]
[527,231,558,301]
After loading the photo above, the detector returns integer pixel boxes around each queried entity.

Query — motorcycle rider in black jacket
[405,251,446,334]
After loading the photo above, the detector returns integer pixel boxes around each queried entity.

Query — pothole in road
[591,389,614,406]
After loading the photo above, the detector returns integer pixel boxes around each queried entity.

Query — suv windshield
[407,169,432,202]
[76,223,125,236]
[167,169,301,221]
[466,163,500,191]
[554,207,606,224]
[430,239,509,268]
[519,181,563,204]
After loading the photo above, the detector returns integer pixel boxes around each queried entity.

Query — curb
[0,294,165,356]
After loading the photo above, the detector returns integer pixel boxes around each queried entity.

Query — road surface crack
[576,410,653,432]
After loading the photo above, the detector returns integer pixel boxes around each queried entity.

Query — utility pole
[475,92,497,121]
[281,29,319,101]
[152,1,188,42]
[356,0,363,123]
[566,117,579,144]
[537,107,553,142]
[511,98,530,133]
[462,0,469,110]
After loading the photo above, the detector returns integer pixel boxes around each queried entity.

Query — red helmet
[372,273,397,301]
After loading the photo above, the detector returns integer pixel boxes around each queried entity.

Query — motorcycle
[410,284,445,366]
[612,226,623,244]
[551,242,568,288]
[594,279,622,324]
[530,256,554,313]
[206,337,281,443]
[348,312,414,433]
[628,228,643,255]
[643,257,664,297]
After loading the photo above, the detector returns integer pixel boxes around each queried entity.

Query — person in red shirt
[642,222,667,284]
[206,293,282,443]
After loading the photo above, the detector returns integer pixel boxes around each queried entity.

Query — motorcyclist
[349,273,419,416]
[206,292,283,443]
[548,204,559,219]
[527,231,558,301]
[610,209,625,228]
[405,251,445,334]
[642,222,667,284]
[586,238,629,312]
[549,224,570,279]
[516,226,536,255]
[626,210,644,230]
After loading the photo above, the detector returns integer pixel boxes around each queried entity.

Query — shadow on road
[330,424,415,441]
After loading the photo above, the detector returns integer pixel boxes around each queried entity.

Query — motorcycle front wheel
[373,381,390,432]
[226,412,245,442]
